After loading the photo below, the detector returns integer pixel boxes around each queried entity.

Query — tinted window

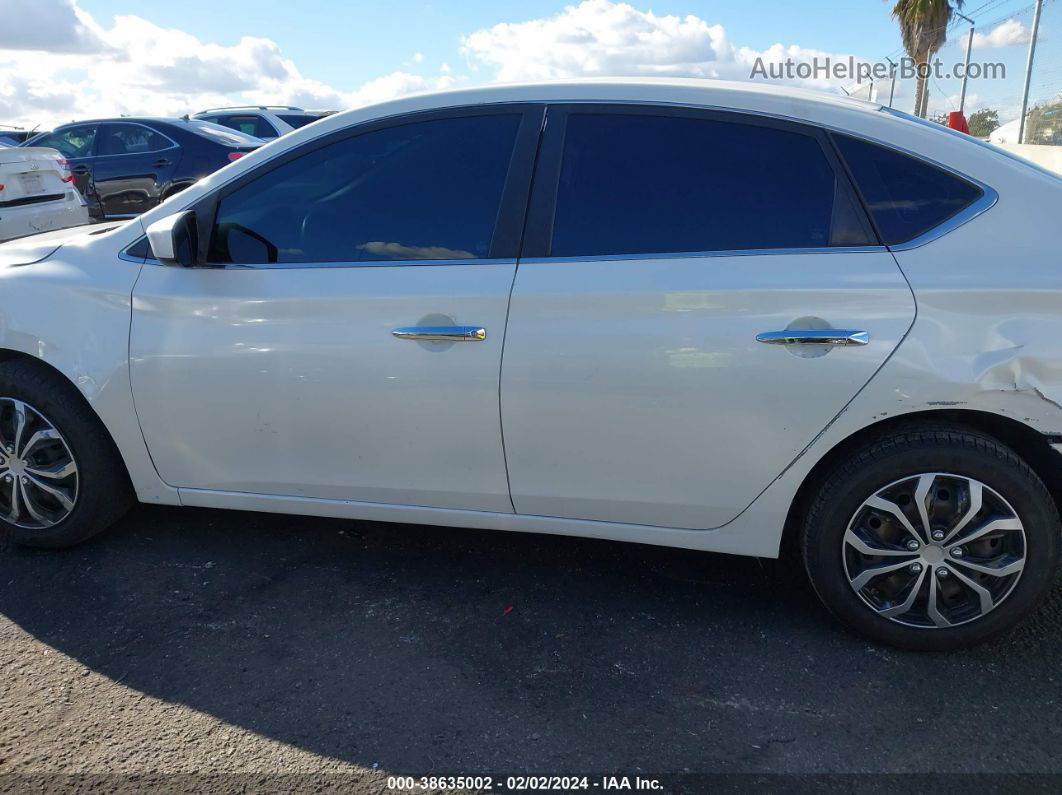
[218,115,278,139]
[98,124,171,156]
[277,113,324,129]
[833,134,983,245]
[31,125,97,158]
[210,114,521,265]
[125,236,153,260]
[550,113,871,257]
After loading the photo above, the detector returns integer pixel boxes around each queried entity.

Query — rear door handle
[71,165,90,175]
[756,329,870,346]
[392,326,487,342]
[152,159,172,168]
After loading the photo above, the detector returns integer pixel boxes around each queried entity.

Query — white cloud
[460,0,863,92]
[1,0,872,129]
[0,0,108,53]
[972,19,1033,49]
[0,0,448,127]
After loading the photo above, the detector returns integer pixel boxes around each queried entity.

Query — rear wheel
[802,424,1061,650]
[0,358,133,548]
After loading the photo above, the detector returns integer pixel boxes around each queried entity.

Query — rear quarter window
[833,134,984,246]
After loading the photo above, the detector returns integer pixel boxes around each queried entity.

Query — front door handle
[392,326,487,342]
[756,329,870,346]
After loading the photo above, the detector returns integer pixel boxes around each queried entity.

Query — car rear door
[500,105,916,529]
[93,123,180,217]
[131,106,543,512]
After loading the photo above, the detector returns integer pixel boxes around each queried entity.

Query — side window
[98,124,171,156]
[209,113,522,265]
[124,236,153,260]
[833,134,984,245]
[218,115,276,139]
[549,113,872,258]
[34,125,97,158]
[277,114,322,130]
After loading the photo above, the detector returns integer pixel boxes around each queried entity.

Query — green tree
[967,108,1000,138]
[892,0,964,118]
[1025,101,1062,146]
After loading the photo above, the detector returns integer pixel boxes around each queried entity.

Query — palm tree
[892,0,964,117]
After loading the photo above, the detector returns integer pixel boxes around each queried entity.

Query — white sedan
[0,79,1060,650]
[0,146,89,242]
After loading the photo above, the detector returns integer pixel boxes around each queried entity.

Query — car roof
[330,77,883,120]
[47,80,881,133]
[48,117,219,129]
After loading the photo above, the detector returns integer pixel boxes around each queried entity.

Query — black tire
[0,358,133,548]
[802,423,1061,651]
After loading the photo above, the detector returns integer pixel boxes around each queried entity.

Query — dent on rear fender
[889,314,1062,431]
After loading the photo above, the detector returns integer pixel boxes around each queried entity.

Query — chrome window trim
[886,186,998,252]
[119,237,516,269]
[118,247,146,265]
[95,121,179,159]
[148,98,999,260]
[220,257,516,270]
[121,240,890,268]
[518,245,888,265]
[525,101,997,257]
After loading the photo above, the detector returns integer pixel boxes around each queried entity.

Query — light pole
[886,57,897,108]
[956,12,975,115]
[1018,0,1045,144]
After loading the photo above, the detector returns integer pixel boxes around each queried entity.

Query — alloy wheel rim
[0,398,79,529]
[842,473,1026,629]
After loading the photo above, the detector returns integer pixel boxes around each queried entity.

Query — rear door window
[98,124,172,156]
[832,134,984,245]
[546,111,873,258]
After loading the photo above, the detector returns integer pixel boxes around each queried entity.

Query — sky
[0,0,1057,130]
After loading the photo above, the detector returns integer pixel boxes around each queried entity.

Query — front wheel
[0,358,133,548]
[802,425,1061,650]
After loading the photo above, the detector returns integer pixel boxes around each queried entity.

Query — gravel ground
[1,504,1061,790]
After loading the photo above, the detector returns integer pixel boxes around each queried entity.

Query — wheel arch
[781,409,1062,558]
[0,348,135,487]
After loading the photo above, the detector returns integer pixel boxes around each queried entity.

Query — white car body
[1,79,1061,561]
[191,106,332,140]
[0,146,89,242]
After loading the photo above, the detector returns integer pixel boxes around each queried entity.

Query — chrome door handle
[756,329,870,346]
[392,326,487,342]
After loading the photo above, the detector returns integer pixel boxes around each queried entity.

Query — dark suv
[22,118,262,220]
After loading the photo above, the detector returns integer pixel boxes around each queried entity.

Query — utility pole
[1018,0,1044,144]
[956,12,975,114]
[887,57,897,108]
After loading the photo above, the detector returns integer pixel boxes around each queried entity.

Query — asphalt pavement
[1,504,1061,790]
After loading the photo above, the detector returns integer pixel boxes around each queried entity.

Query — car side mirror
[145,211,198,267]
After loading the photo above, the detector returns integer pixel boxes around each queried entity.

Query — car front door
[93,123,180,217]
[500,106,917,529]
[130,106,542,512]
